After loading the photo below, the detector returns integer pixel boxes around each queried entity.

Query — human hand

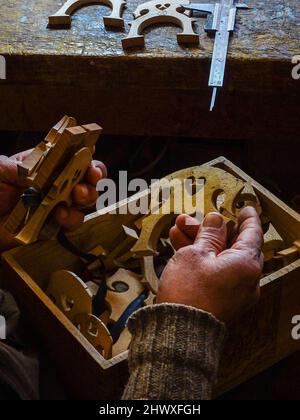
[157,207,264,323]
[0,150,107,251]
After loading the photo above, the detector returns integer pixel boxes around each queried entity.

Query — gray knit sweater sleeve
[122,303,226,400]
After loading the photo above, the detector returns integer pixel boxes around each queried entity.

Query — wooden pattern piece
[122,0,198,49]
[105,269,144,322]
[73,313,113,359]
[17,116,74,181]
[232,183,262,217]
[4,116,78,235]
[5,120,102,244]
[16,146,93,244]
[47,270,93,321]
[48,0,126,28]
[130,166,246,256]
[27,123,86,190]
[82,123,103,151]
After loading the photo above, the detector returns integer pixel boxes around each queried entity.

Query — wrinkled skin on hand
[157,207,264,323]
[0,149,107,252]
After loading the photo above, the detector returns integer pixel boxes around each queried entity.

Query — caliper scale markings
[182,0,249,110]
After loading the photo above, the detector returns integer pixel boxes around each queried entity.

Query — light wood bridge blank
[122,0,198,49]
[49,0,126,28]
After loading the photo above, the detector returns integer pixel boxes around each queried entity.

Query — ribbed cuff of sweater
[122,303,226,400]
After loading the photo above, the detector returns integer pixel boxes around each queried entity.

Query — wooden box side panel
[215,260,300,395]
[1,256,129,400]
[277,261,300,357]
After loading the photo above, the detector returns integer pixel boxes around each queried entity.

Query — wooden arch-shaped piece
[122,0,198,49]
[48,0,126,28]
[130,166,250,257]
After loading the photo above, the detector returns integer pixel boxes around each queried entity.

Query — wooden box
[2,156,300,399]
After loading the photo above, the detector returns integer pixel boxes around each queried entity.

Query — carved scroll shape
[122,0,198,49]
[49,0,126,28]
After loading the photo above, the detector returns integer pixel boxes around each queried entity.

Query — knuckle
[175,245,204,262]
[249,258,263,279]
[244,249,263,275]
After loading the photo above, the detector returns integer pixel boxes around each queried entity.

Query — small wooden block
[276,241,300,265]
[266,239,300,269]
[82,123,103,151]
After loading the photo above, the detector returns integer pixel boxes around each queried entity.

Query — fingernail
[203,213,224,228]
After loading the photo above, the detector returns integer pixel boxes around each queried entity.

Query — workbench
[0,0,299,139]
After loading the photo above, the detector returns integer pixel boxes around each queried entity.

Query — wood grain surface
[0,0,298,60]
[0,0,299,137]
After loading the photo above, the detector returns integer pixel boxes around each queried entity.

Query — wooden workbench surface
[0,0,299,138]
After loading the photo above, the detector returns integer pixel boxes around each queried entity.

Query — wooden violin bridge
[46,270,93,321]
[122,0,198,49]
[74,313,113,359]
[48,0,126,28]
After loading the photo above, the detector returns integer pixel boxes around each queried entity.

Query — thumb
[194,212,227,256]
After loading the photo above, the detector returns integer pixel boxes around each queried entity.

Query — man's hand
[0,150,107,251]
[157,207,264,323]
